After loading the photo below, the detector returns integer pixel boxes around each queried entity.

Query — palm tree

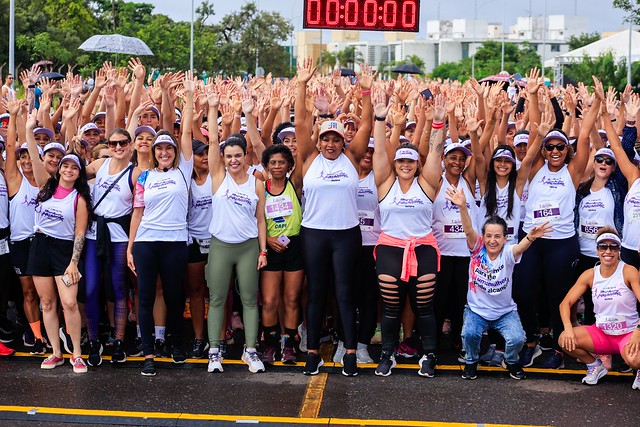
[337,46,364,70]
[317,50,337,74]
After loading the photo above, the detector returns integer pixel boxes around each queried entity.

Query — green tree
[430,61,470,81]
[568,32,601,50]
[336,46,364,70]
[318,51,338,74]
[563,52,640,92]
[614,0,640,23]
[404,54,425,71]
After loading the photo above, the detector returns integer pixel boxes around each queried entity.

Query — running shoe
[171,345,187,364]
[141,358,156,376]
[298,323,308,353]
[540,350,564,369]
[457,350,467,364]
[370,323,382,344]
[242,348,265,373]
[356,346,374,364]
[341,353,358,377]
[618,361,632,373]
[397,339,419,358]
[582,361,607,385]
[154,339,169,358]
[59,326,73,354]
[281,347,297,365]
[0,329,13,344]
[462,363,478,380]
[111,340,126,363]
[40,354,64,369]
[375,352,396,377]
[30,338,45,355]
[129,337,143,357]
[71,356,88,373]
[538,333,555,351]
[333,341,346,364]
[418,353,436,378]
[207,349,224,373]
[87,340,103,367]
[231,312,244,330]
[0,342,15,356]
[261,345,276,363]
[303,352,324,375]
[23,329,35,347]
[632,370,640,390]
[101,329,117,347]
[0,317,13,335]
[183,298,191,320]
[192,339,210,359]
[519,345,542,367]
[504,361,527,380]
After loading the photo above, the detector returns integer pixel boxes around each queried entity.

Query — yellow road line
[298,373,329,418]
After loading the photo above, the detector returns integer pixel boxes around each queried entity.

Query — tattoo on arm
[430,128,443,153]
[71,235,85,264]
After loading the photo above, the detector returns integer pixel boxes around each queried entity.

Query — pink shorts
[584,325,633,354]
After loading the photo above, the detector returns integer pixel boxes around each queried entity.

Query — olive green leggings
[206,236,259,348]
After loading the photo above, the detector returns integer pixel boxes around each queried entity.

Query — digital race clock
[303,0,420,32]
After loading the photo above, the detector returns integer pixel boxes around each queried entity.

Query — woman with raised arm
[370,88,443,377]
[126,73,195,376]
[295,58,374,377]
[204,85,267,375]
[513,76,602,369]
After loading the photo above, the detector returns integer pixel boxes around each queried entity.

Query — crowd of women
[0,58,640,388]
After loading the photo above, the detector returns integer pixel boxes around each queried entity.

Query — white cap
[58,154,82,170]
[444,142,471,157]
[80,122,100,135]
[513,133,529,146]
[319,121,345,139]
[492,147,516,163]
[596,232,621,245]
[542,130,569,145]
[594,147,616,161]
[151,134,177,148]
[43,142,66,155]
[394,147,419,161]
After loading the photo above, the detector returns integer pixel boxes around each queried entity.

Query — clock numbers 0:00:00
[303,0,420,32]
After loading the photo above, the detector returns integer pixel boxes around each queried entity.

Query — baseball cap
[277,127,296,141]
[92,112,106,123]
[319,121,345,139]
[147,105,160,117]
[43,142,66,155]
[492,147,516,163]
[135,126,157,138]
[192,140,208,155]
[80,122,100,135]
[58,154,82,169]
[33,127,54,139]
[594,147,616,161]
[17,142,43,157]
[444,142,471,157]
[513,133,529,146]
[406,121,417,129]
[542,130,569,146]
[152,134,177,148]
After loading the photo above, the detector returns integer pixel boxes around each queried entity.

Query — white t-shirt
[209,172,259,244]
[188,174,213,241]
[9,175,38,241]
[467,237,521,321]
[578,186,615,258]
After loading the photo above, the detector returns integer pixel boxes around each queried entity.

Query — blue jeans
[461,306,525,365]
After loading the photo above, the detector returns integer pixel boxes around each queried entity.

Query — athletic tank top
[209,172,259,244]
[578,186,615,258]
[379,177,433,240]
[519,180,529,224]
[433,174,478,256]
[92,159,133,242]
[623,178,640,251]
[265,178,302,238]
[188,174,213,241]
[85,182,97,240]
[357,171,381,246]
[301,153,359,230]
[478,183,521,244]
[592,262,638,335]
[524,163,576,239]
[34,189,78,240]
[0,172,8,229]
[9,175,38,241]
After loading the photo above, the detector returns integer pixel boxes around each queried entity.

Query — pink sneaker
[41,354,65,369]
[71,356,88,373]
[0,342,15,356]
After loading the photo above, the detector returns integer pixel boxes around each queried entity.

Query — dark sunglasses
[594,156,615,166]
[544,143,566,152]
[108,139,130,148]
[597,243,620,251]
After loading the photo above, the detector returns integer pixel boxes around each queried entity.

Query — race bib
[0,238,8,255]
[595,314,628,336]
[579,219,602,239]
[265,195,294,220]
[533,200,560,223]
[358,210,375,232]
[196,238,210,254]
[443,220,465,238]
[506,227,514,236]
[629,204,640,223]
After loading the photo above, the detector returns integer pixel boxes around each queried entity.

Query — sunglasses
[597,243,620,251]
[544,143,566,152]
[108,139,130,148]
[594,156,615,166]
[100,155,110,159]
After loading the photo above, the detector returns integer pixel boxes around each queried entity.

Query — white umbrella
[79,34,154,56]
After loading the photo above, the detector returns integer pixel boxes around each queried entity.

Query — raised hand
[205,82,220,108]
[358,63,377,90]
[445,185,467,208]
[528,221,553,240]
[296,56,317,83]
[525,67,542,95]
[372,86,391,119]
[536,111,556,137]
[433,93,446,123]
[127,57,146,81]
[241,88,256,115]
[183,70,197,94]
[626,94,640,122]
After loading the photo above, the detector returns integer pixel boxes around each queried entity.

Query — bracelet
[28,84,35,89]
[260,249,268,254]
[234,114,242,119]
[259,253,267,257]
[361,90,371,96]
[319,113,334,119]
[611,118,617,122]
[526,235,535,242]
[374,116,386,122]
[432,122,444,130]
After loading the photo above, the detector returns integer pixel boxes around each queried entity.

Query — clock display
[303,0,420,32]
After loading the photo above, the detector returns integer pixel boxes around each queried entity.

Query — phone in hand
[277,235,290,246]
[421,89,433,100]
[61,273,81,287]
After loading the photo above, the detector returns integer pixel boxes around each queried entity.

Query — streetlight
[190,0,194,72]
[472,0,498,78]
[501,0,505,72]
[9,0,15,79]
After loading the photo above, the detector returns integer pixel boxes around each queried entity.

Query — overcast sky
[145,0,630,37]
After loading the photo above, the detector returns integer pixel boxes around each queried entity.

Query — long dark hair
[36,153,93,221]
[485,145,517,219]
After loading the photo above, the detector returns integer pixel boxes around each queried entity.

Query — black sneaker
[129,337,143,357]
[519,345,542,367]
[303,352,324,375]
[87,340,103,367]
[141,358,156,376]
[171,345,187,364]
[23,329,35,347]
[342,353,358,377]
[155,339,169,358]
[0,329,14,344]
[59,326,73,354]
[111,340,126,363]
[506,362,527,380]
[192,339,210,359]
[375,351,396,377]
[539,333,554,351]
[462,363,478,380]
[30,338,45,355]
[418,353,436,377]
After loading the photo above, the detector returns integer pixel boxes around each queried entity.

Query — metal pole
[542,0,547,78]
[9,0,15,78]
[629,22,633,86]
[190,0,194,72]
[501,0,505,72]
[472,0,477,79]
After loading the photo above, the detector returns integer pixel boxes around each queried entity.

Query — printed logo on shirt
[21,194,37,207]
[580,199,605,211]
[317,170,349,181]
[191,196,212,210]
[148,178,177,191]
[222,189,252,206]
[471,261,509,295]
[96,177,122,193]
[594,287,623,301]
[538,175,565,188]
[389,196,424,207]
[357,187,375,197]
[35,205,64,222]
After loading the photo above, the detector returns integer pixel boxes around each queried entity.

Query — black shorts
[27,233,74,277]
[263,235,304,272]
[10,237,33,276]
[188,238,209,263]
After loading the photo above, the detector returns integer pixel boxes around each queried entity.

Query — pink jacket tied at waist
[374,232,441,282]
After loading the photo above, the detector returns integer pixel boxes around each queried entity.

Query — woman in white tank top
[295,58,374,377]
[559,228,640,387]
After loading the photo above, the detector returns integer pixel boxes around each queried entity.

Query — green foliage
[563,52,640,92]
[568,32,601,50]
[318,51,338,74]
[335,46,364,70]
[613,0,640,23]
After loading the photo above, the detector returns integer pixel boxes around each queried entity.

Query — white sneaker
[333,341,346,364]
[207,348,224,373]
[632,370,640,390]
[242,348,265,373]
[298,323,308,353]
[582,361,608,385]
[356,346,374,364]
